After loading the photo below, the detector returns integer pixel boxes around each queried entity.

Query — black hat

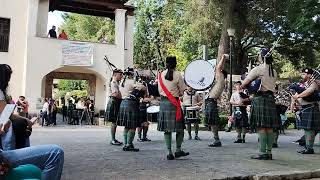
[261,48,271,58]
[302,68,314,75]
[113,69,123,74]
[234,81,242,85]
[124,67,135,75]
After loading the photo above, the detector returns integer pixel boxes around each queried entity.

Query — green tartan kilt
[297,104,320,130]
[105,97,121,123]
[204,99,219,126]
[249,94,279,128]
[157,96,185,132]
[117,99,140,128]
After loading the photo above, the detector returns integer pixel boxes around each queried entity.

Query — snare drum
[184,60,216,91]
[147,106,160,122]
[184,106,200,123]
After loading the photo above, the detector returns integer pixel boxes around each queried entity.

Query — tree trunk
[217,0,248,75]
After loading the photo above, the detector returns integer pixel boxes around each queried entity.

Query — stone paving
[30,120,320,180]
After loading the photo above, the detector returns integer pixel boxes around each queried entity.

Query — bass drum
[184,60,215,91]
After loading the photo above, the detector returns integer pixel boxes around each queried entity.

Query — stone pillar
[45,75,53,99]
[125,15,135,68]
[36,0,49,37]
[114,9,127,69]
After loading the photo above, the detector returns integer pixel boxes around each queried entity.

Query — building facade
[0,0,134,113]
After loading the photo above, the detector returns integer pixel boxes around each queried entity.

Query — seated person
[0,64,64,180]
[0,122,64,180]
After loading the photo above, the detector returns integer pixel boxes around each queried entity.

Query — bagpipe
[241,38,280,94]
[288,67,320,102]
[240,73,261,95]
[239,91,251,105]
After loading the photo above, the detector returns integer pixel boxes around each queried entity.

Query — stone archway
[45,72,96,99]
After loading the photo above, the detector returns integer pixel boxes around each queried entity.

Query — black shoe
[297,148,314,154]
[208,142,222,147]
[298,141,306,147]
[194,136,201,141]
[267,154,273,160]
[234,139,243,143]
[272,143,278,148]
[167,154,175,160]
[123,146,128,151]
[174,151,190,158]
[110,140,123,146]
[242,139,246,143]
[142,137,151,141]
[251,154,269,160]
[188,136,192,140]
[225,128,231,132]
[126,144,139,152]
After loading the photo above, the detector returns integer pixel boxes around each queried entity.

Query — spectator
[41,99,49,126]
[0,64,64,180]
[89,100,95,125]
[0,124,64,180]
[47,26,57,38]
[58,29,68,40]
[16,96,29,118]
[62,103,68,122]
[98,35,108,43]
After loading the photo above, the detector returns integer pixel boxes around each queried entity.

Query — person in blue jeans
[2,144,64,180]
[0,64,64,180]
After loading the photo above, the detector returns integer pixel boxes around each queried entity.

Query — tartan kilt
[117,99,140,128]
[105,97,121,123]
[138,102,148,126]
[157,96,185,132]
[204,99,219,126]
[249,94,279,128]
[234,106,249,128]
[297,104,320,130]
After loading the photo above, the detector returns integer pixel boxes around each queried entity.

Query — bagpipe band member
[241,48,278,160]
[205,54,228,147]
[137,75,152,142]
[105,69,123,146]
[181,86,202,140]
[117,68,146,152]
[292,68,320,154]
[229,81,250,143]
[157,56,189,160]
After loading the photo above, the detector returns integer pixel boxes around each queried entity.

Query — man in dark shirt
[48,26,57,38]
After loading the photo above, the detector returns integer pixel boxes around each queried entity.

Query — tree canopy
[60,0,320,78]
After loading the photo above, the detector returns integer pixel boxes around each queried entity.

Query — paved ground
[31,117,320,180]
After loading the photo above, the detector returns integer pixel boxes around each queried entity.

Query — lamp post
[227,28,235,115]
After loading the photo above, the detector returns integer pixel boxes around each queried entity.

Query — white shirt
[42,102,49,112]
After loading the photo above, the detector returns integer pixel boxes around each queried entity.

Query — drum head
[147,106,160,113]
[184,60,215,91]
[186,106,200,110]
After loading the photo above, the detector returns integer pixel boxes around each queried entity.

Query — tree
[61,13,115,43]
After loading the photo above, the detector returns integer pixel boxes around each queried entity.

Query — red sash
[158,72,182,122]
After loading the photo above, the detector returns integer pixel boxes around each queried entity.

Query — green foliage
[61,13,115,43]
[69,90,88,98]
[57,80,88,92]
[56,80,88,99]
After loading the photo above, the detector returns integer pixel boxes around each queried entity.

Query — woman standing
[117,68,146,151]
[241,48,278,160]
[157,56,188,160]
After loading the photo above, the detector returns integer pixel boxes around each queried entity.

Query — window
[0,18,10,52]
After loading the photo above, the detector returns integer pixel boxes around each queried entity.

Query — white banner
[62,41,94,66]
